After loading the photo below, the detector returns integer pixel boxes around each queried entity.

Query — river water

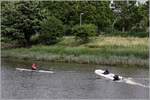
[1,58,149,99]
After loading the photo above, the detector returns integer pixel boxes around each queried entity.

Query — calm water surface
[1,58,149,99]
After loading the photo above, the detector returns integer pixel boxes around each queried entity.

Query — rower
[113,75,120,81]
[31,63,37,70]
[103,69,109,75]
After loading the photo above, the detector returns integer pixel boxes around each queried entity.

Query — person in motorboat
[103,69,109,75]
[113,75,120,81]
[31,63,38,70]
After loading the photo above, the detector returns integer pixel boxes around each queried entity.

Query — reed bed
[2,36,148,66]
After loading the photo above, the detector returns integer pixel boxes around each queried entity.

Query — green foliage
[114,1,149,32]
[1,1,42,46]
[41,1,149,34]
[40,16,64,45]
[73,24,97,43]
[1,37,12,43]
[1,1,149,47]
[42,1,114,34]
[2,38,148,66]
[1,2,20,39]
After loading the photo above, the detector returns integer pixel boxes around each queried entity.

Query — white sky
[137,0,147,4]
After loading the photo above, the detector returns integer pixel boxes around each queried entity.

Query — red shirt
[32,64,37,70]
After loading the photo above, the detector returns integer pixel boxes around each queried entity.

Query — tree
[1,1,42,46]
[114,1,149,32]
[73,24,97,43]
[39,16,64,45]
[1,2,19,40]
[113,1,134,32]
[41,1,114,35]
[16,1,42,46]
[93,1,114,33]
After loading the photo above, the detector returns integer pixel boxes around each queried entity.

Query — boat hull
[94,69,123,80]
[16,68,54,74]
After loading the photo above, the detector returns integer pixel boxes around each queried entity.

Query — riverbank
[1,36,149,67]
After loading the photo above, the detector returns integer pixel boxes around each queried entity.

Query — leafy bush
[1,37,12,43]
[72,24,97,43]
[40,16,64,45]
[64,25,74,36]
[30,34,40,45]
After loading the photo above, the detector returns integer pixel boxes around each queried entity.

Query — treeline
[1,1,149,46]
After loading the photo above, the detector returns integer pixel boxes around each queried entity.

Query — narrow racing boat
[16,68,54,74]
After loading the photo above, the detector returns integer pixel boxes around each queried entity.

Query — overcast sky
[137,0,147,3]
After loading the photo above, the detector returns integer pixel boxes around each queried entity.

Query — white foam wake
[122,78,149,88]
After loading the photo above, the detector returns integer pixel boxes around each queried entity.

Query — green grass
[2,36,149,66]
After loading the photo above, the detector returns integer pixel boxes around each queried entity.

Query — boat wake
[120,78,150,88]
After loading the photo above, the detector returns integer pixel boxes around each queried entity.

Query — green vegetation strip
[2,36,148,66]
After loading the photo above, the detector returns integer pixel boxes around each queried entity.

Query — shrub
[1,37,12,43]
[64,25,73,36]
[40,16,64,45]
[72,24,97,43]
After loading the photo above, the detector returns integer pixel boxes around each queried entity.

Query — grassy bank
[2,36,149,67]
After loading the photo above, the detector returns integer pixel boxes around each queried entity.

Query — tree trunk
[24,33,31,47]
[122,27,125,32]
[97,26,101,35]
